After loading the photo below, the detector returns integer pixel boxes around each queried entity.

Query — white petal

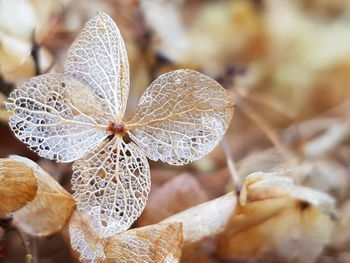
[72,136,151,237]
[64,12,130,119]
[127,69,235,165]
[6,73,108,162]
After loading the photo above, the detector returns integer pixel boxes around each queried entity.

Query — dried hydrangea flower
[6,12,234,237]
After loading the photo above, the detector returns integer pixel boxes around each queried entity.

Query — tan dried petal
[104,222,183,263]
[162,192,237,244]
[0,158,37,217]
[69,211,183,263]
[127,69,235,165]
[6,73,108,162]
[10,156,76,236]
[64,11,130,119]
[218,171,336,263]
[72,137,151,237]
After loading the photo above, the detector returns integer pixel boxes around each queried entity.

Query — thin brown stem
[220,136,241,194]
[230,89,291,160]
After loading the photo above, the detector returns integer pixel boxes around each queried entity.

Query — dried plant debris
[163,192,237,245]
[69,210,183,263]
[104,221,183,263]
[238,147,350,199]
[0,158,37,217]
[158,170,336,263]
[0,0,58,82]
[218,171,336,263]
[6,12,234,238]
[9,155,75,236]
[138,173,208,226]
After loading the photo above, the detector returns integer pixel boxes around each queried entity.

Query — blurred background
[0,0,350,262]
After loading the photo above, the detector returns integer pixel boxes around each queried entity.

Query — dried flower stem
[230,88,291,160]
[220,136,241,193]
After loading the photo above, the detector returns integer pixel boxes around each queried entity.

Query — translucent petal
[69,211,106,263]
[10,155,76,236]
[64,12,130,119]
[72,136,151,237]
[6,73,108,162]
[127,69,235,165]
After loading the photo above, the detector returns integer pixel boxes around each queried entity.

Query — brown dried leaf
[218,171,336,263]
[104,222,183,263]
[69,210,183,263]
[10,156,76,236]
[0,158,37,217]
[162,192,237,244]
[138,173,208,226]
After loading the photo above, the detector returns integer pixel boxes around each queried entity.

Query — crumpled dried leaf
[238,147,350,198]
[104,222,183,263]
[10,155,75,236]
[162,192,237,244]
[69,210,183,263]
[218,171,336,263]
[138,173,208,226]
[0,158,37,217]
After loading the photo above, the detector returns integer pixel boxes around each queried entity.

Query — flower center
[107,122,126,136]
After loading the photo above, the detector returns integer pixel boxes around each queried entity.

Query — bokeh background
[0,0,350,262]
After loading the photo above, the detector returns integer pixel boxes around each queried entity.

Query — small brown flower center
[107,122,126,136]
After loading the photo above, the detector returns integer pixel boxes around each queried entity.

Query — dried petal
[10,156,76,236]
[69,211,183,263]
[104,222,183,263]
[127,69,234,165]
[69,211,106,263]
[162,192,237,244]
[72,137,151,237]
[64,12,130,119]
[218,171,336,263]
[0,158,37,217]
[6,73,108,162]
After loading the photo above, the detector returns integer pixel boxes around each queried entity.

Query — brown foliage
[0,158,37,217]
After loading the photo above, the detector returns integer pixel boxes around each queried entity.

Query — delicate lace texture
[64,12,129,119]
[128,69,234,165]
[72,137,150,236]
[6,74,108,162]
[6,11,234,255]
